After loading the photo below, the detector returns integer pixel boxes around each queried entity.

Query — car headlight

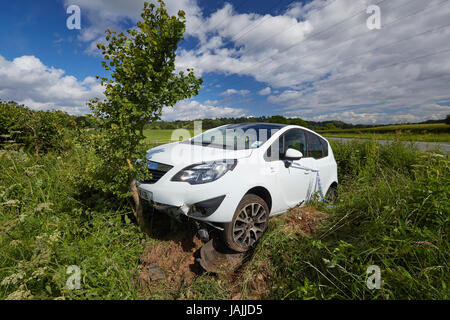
[171,160,237,184]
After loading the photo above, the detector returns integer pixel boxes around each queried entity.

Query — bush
[0,148,145,299]
[0,101,75,155]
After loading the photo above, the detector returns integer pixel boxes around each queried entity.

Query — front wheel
[223,194,269,252]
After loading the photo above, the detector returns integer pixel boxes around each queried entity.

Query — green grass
[322,132,450,142]
[143,124,450,144]
[1,137,449,299]
[0,148,145,299]
[319,123,450,143]
[257,140,449,299]
[143,129,195,145]
[318,123,449,134]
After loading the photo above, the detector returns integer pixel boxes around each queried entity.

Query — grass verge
[1,139,448,299]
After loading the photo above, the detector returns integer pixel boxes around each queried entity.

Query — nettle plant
[88,0,202,231]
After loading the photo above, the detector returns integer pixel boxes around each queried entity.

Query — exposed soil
[280,205,328,236]
[136,235,204,294]
[134,205,327,299]
[133,210,205,296]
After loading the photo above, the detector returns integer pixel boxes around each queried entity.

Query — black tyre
[223,194,269,252]
[325,184,337,204]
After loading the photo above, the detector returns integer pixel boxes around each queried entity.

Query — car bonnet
[145,141,254,166]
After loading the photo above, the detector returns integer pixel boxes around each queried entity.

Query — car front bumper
[136,178,240,223]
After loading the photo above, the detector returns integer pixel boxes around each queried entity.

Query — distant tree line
[142,115,365,131]
[74,113,450,130]
[2,102,448,151]
[143,114,450,131]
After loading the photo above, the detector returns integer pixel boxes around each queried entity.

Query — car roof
[221,122,288,129]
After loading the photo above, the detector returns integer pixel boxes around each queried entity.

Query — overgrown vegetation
[258,140,449,299]
[0,101,77,155]
[1,117,448,299]
[87,0,202,234]
[0,146,145,299]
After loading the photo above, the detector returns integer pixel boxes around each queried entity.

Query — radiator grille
[142,161,173,184]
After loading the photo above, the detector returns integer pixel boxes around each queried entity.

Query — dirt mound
[280,205,328,236]
[133,211,205,296]
[136,236,203,289]
[134,206,327,298]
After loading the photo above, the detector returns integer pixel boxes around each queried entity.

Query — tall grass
[260,140,449,299]
[0,147,145,299]
[1,139,448,299]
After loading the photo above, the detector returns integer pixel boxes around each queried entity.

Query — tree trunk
[128,176,151,234]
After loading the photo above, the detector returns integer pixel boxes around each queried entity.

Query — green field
[319,123,450,142]
[143,129,195,146]
[322,132,450,142]
[143,123,450,144]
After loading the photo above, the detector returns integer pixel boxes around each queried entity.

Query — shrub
[0,101,75,155]
[0,148,145,299]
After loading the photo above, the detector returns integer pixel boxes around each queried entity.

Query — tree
[446,114,450,125]
[88,1,202,232]
[267,115,288,124]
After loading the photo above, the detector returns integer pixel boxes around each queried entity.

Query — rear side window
[320,137,329,157]
[306,131,328,159]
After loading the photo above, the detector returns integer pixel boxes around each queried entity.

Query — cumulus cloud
[4,0,450,123]
[0,55,104,115]
[221,88,250,96]
[258,87,271,95]
[175,0,450,123]
[0,54,247,119]
[161,100,247,121]
[64,0,204,54]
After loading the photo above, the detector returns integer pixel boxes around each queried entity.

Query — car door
[302,131,330,200]
[265,128,313,211]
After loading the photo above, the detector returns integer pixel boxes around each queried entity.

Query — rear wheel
[325,184,337,204]
[223,194,269,252]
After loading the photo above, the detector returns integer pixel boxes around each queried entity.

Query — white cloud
[258,87,271,95]
[5,0,450,123]
[221,88,250,96]
[175,0,450,123]
[162,100,246,121]
[0,55,104,115]
[0,54,246,120]
[64,0,204,55]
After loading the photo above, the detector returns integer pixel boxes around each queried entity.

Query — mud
[280,205,328,236]
[134,205,327,298]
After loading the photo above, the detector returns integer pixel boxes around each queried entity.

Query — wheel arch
[244,186,272,212]
[325,180,338,194]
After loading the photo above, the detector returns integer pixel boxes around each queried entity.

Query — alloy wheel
[232,202,267,249]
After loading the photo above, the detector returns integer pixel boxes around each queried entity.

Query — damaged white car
[137,123,338,252]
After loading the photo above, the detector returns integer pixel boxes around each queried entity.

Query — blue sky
[0,0,449,123]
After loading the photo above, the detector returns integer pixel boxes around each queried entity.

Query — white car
[137,123,338,252]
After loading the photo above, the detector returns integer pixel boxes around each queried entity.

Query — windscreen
[187,123,285,150]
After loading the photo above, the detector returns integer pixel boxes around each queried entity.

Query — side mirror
[284,148,303,161]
